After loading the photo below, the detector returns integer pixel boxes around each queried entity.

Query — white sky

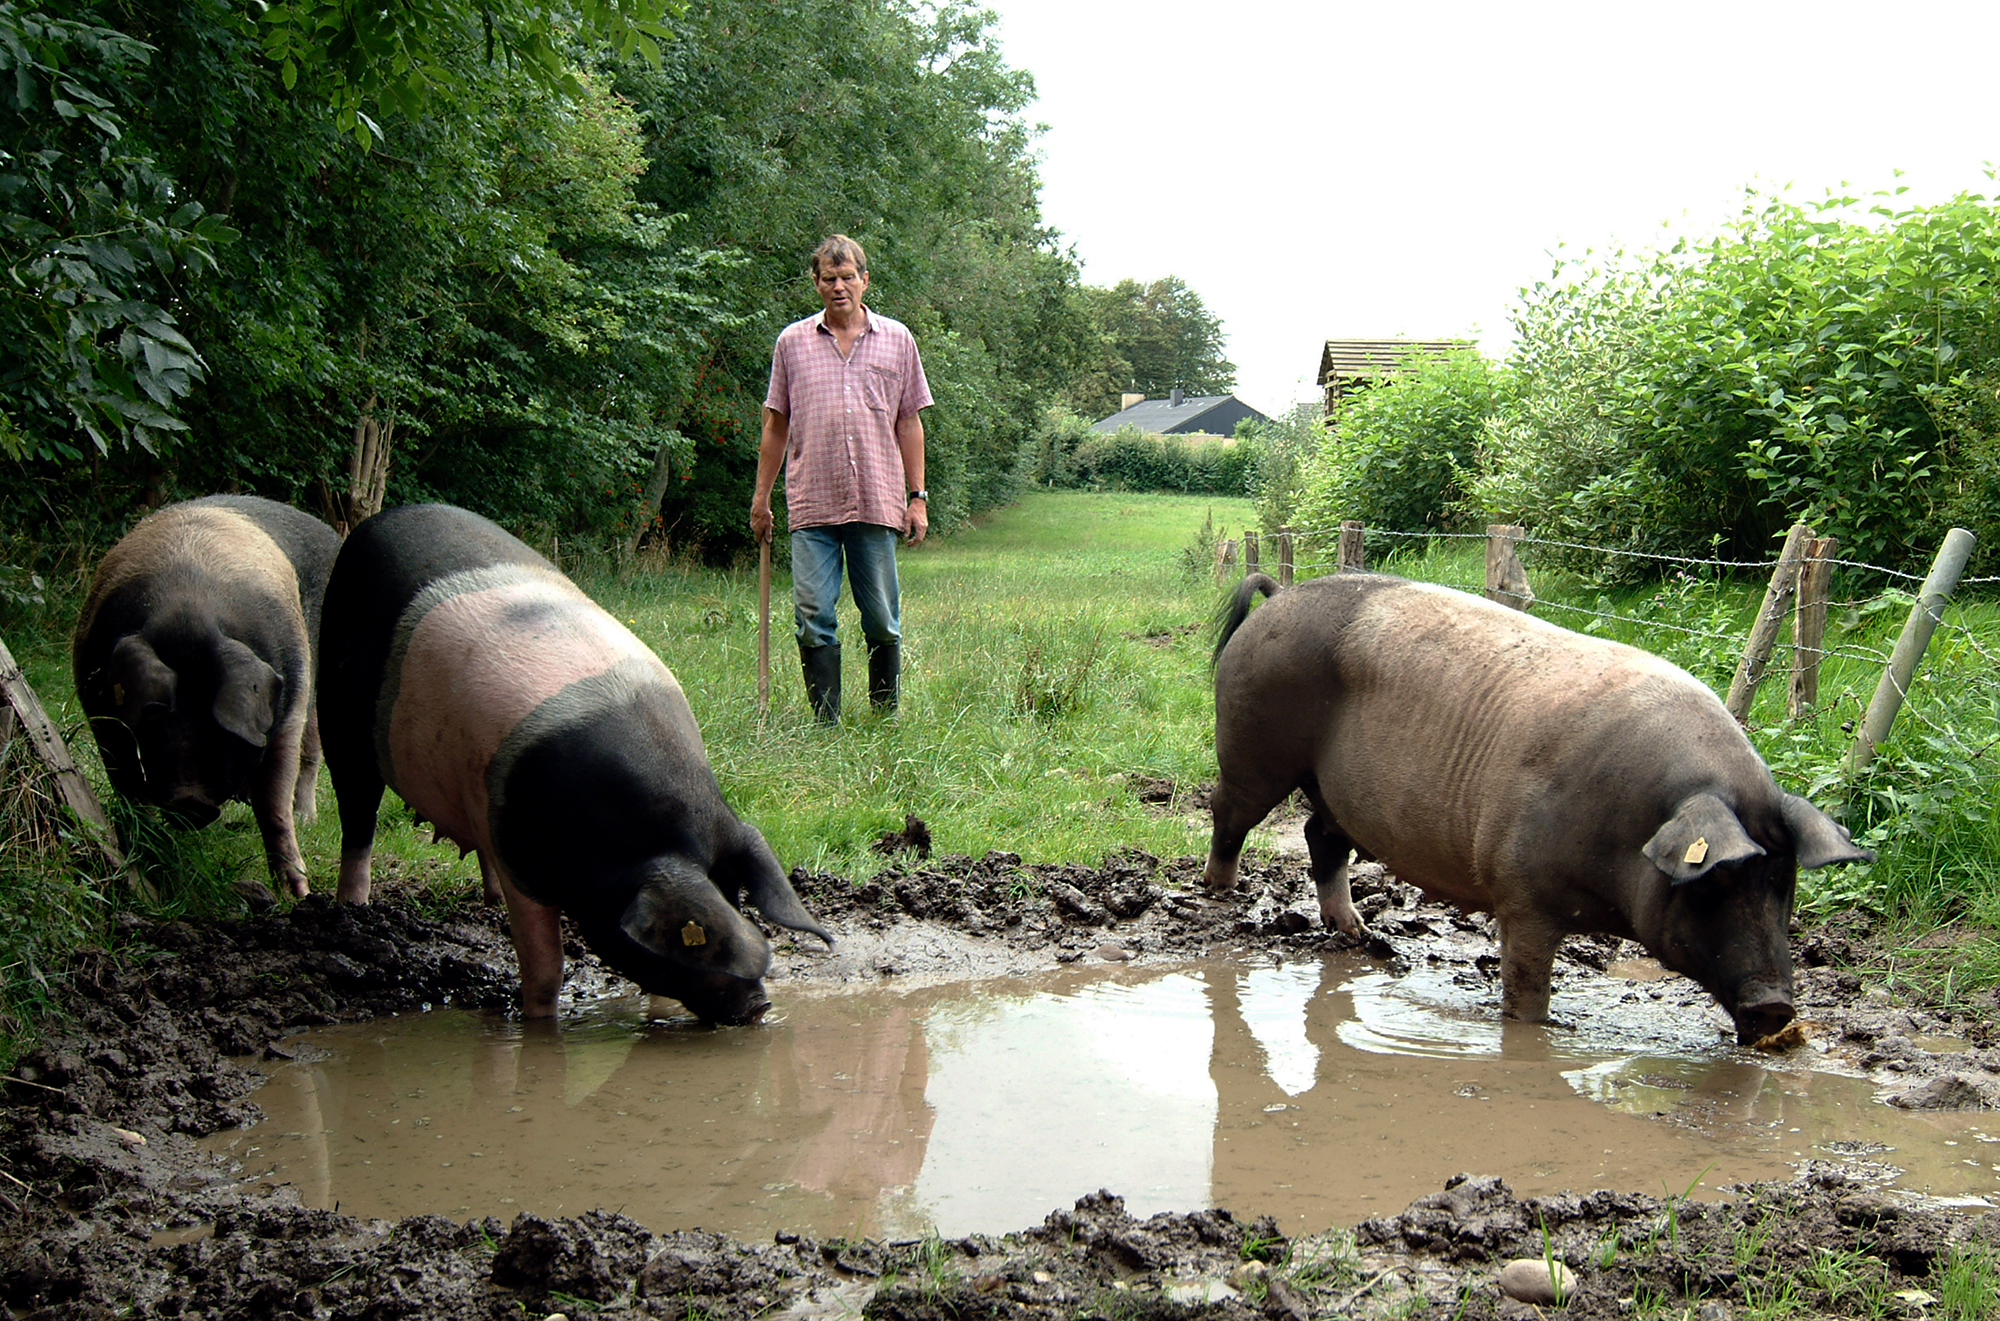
[979,0,2000,415]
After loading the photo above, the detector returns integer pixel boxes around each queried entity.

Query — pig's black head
[83,626,279,824]
[1643,791,1872,1045]
[597,843,833,1026]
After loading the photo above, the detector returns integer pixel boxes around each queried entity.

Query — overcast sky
[978,0,2000,416]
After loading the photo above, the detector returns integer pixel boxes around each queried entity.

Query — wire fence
[1206,519,1998,769]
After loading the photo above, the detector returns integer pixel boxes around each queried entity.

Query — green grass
[591,491,1255,874]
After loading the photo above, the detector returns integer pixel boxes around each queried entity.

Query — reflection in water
[210,957,1999,1240]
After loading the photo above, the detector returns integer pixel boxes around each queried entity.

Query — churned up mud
[4,804,2000,1318]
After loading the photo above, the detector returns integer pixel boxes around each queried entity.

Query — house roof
[1319,338,1468,386]
[1090,394,1262,434]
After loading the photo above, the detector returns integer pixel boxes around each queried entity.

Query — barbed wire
[1278,519,1985,585]
[1212,521,1991,757]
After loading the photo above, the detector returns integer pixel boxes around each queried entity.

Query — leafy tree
[1473,186,2000,572]
[1063,276,1235,420]
[0,3,229,463]
[256,0,677,144]
[612,0,1084,545]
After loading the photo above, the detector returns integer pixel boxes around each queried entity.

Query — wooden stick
[757,538,772,718]
[1337,521,1366,574]
[1787,535,1837,719]
[0,634,150,897]
[1848,527,1979,773]
[1484,524,1534,611]
[1725,523,1812,723]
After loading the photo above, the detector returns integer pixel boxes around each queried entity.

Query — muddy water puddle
[208,955,1999,1239]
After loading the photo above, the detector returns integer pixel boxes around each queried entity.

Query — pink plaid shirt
[765,309,933,530]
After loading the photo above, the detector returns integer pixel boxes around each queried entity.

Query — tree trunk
[340,394,394,532]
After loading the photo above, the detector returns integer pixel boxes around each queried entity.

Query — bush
[1293,348,1498,534]
[1021,404,1097,487]
[1473,186,2000,574]
[1063,427,1255,495]
[1238,402,1328,534]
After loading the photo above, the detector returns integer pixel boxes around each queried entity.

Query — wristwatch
[907,488,928,503]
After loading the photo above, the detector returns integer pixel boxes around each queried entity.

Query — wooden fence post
[1244,530,1259,573]
[1214,538,1238,587]
[1484,525,1534,611]
[0,632,149,896]
[1787,535,1838,719]
[1847,527,1979,774]
[1724,523,1813,723]
[1277,529,1294,587]
[1337,521,1366,574]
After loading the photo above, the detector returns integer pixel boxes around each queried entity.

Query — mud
[4,835,2000,1318]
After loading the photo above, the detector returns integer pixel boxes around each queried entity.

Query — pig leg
[1303,813,1366,936]
[494,865,564,1018]
[1495,910,1564,1023]
[476,850,503,905]
[294,705,322,825]
[331,761,386,904]
[252,716,311,899]
[1203,779,1288,892]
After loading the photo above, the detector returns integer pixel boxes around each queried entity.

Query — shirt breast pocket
[861,366,901,413]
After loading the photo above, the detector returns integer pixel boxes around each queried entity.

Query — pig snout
[1731,985,1796,1046]
[681,974,771,1026]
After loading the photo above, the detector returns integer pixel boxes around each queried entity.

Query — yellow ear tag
[681,921,707,947]
[1684,837,1709,866]
[112,683,125,705]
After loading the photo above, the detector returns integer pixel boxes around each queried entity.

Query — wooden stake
[1725,523,1812,724]
[1787,535,1837,719]
[1215,539,1238,587]
[1848,527,1979,774]
[1244,530,1259,572]
[1484,524,1534,611]
[1277,529,1294,587]
[757,538,772,718]
[0,633,150,897]
[1337,521,1366,574]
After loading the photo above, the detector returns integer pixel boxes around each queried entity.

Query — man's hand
[750,499,774,544]
[904,496,927,544]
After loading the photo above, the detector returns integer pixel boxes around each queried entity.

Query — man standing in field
[752,234,933,723]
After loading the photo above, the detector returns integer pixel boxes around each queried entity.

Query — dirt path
[3,844,1998,1318]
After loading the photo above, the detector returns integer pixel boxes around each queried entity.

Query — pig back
[375,563,674,853]
[74,498,335,799]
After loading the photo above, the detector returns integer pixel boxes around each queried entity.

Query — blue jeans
[791,524,900,649]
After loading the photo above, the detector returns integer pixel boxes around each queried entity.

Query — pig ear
[211,637,279,747]
[620,861,772,981]
[1643,793,1765,884]
[1781,794,1875,869]
[724,829,836,949]
[106,634,176,715]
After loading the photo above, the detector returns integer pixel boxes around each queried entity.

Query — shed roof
[1318,338,1468,386]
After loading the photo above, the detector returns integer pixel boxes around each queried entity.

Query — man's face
[814,260,868,316]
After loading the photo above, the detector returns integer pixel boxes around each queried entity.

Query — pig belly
[383,574,663,851]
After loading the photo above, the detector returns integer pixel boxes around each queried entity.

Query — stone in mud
[1496,1256,1575,1305]
[1885,1070,2000,1110]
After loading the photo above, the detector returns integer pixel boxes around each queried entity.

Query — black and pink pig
[73,495,339,899]
[317,503,831,1023]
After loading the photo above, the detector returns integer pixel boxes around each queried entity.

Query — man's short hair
[811,234,868,277]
